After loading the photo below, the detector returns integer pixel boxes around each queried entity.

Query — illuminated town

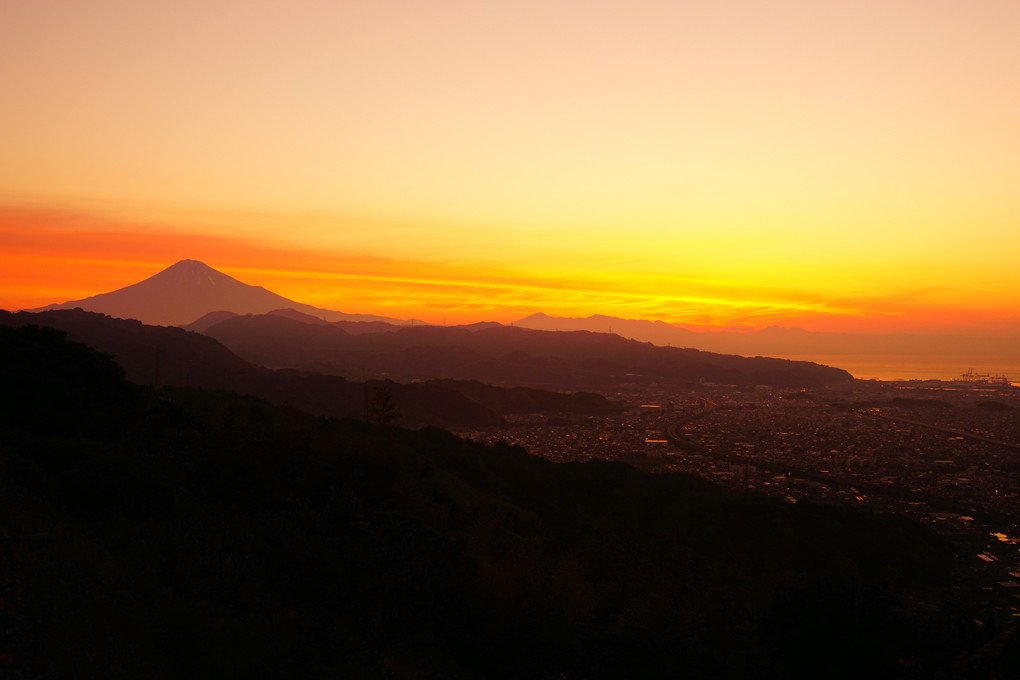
[463,377,1020,619]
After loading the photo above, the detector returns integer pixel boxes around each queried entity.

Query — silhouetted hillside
[0,324,132,437]
[0,311,620,429]
[430,378,624,415]
[183,308,402,335]
[181,309,240,333]
[201,313,853,389]
[0,323,1010,679]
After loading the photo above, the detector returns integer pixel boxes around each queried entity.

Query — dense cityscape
[463,376,1020,621]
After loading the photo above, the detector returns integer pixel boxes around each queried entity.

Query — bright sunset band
[3,1,1020,336]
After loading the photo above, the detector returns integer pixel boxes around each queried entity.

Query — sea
[771,354,1020,384]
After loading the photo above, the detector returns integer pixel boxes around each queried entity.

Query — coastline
[771,353,1020,384]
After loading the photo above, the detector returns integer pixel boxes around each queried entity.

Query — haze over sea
[774,354,1020,384]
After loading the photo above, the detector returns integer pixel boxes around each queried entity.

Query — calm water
[771,354,1020,383]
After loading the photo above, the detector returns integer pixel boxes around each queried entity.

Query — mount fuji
[27,259,406,327]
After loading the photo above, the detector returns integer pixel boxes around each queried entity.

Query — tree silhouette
[367,385,399,426]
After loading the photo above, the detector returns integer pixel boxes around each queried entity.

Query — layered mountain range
[24,259,1017,359]
[0,309,627,429]
[14,260,853,391]
[194,311,850,388]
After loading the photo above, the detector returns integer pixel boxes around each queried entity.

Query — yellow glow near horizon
[2,1,1020,336]
[1,209,1012,336]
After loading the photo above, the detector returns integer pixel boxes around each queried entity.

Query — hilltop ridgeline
[0,310,621,429]
[198,311,853,389]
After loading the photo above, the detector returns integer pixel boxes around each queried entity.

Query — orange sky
[3,1,1020,335]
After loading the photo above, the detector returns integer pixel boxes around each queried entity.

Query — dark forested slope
[1,324,1013,679]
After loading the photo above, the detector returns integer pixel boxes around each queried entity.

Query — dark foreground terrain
[1,324,1017,679]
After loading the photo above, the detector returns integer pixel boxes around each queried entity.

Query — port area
[460,377,1020,620]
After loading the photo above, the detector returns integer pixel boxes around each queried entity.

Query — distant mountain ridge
[197,312,852,389]
[27,259,409,327]
[516,313,700,346]
[183,308,403,335]
[515,312,1020,357]
[26,260,1016,359]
